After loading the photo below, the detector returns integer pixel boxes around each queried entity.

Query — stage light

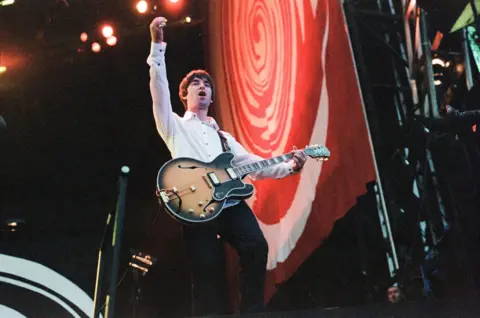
[6,218,25,233]
[136,0,148,13]
[80,32,88,42]
[185,16,191,23]
[106,36,117,46]
[101,25,114,38]
[0,0,15,6]
[92,42,101,53]
[165,0,183,14]
[0,66,6,74]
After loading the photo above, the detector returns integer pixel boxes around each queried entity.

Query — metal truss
[342,0,477,298]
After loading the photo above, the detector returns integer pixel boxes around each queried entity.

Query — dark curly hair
[178,69,215,109]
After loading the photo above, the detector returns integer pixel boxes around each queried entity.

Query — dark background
[0,1,209,317]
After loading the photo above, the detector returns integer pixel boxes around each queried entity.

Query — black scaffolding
[343,0,480,300]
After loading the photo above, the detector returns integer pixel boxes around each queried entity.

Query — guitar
[156,144,330,225]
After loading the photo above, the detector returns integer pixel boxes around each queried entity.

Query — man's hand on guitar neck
[291,146,307,172]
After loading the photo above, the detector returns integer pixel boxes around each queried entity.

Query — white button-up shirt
[147,42,295,206]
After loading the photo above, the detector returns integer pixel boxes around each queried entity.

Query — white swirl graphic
[0,305,26,318]
[0,254,100,318]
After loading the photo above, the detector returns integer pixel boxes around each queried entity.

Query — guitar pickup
[207,172,220,185]
[226,168,238,180]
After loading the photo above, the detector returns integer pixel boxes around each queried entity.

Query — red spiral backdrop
[208,0,377,305]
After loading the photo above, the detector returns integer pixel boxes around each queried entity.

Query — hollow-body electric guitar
[156,144,330,225]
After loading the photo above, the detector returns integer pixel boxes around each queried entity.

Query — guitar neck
[233,152,299,176]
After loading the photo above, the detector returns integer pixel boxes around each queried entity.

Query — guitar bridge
[202,175,213,189]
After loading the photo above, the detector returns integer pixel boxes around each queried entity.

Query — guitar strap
[217,130,231,152]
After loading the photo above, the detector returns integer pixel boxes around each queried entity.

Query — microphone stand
[92,166,130,318]
[132,268,141,318]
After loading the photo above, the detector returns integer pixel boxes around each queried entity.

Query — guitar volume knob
[197,201,204,206]
[208,207,215,213]
[200,213,206,219]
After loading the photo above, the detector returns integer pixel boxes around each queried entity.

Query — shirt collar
[183,110,220,130]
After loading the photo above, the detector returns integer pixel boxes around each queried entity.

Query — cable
[99,267,131,312]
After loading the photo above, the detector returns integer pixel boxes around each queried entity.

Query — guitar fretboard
[233,153,297,176]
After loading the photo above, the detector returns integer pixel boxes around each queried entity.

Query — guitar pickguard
[213,179,254,201]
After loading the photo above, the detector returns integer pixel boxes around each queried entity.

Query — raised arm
[147,17,175,140]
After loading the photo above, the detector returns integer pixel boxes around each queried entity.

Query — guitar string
[159,151,312,200]
[159,167,245,200]
[160,174,208,200]
[160,164,272,200]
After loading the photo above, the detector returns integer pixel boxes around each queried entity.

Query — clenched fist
[150,17,167,43]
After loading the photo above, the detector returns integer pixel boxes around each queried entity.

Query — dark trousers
[182,200,268,316]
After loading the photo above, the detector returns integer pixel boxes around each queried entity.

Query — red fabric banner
[207,0,377,304]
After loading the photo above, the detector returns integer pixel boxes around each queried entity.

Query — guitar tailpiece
[160,191,170,204]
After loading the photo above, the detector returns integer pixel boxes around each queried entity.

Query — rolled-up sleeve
[225,133,296,180]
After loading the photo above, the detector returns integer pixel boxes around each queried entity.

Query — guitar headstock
[304,144,330,161]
